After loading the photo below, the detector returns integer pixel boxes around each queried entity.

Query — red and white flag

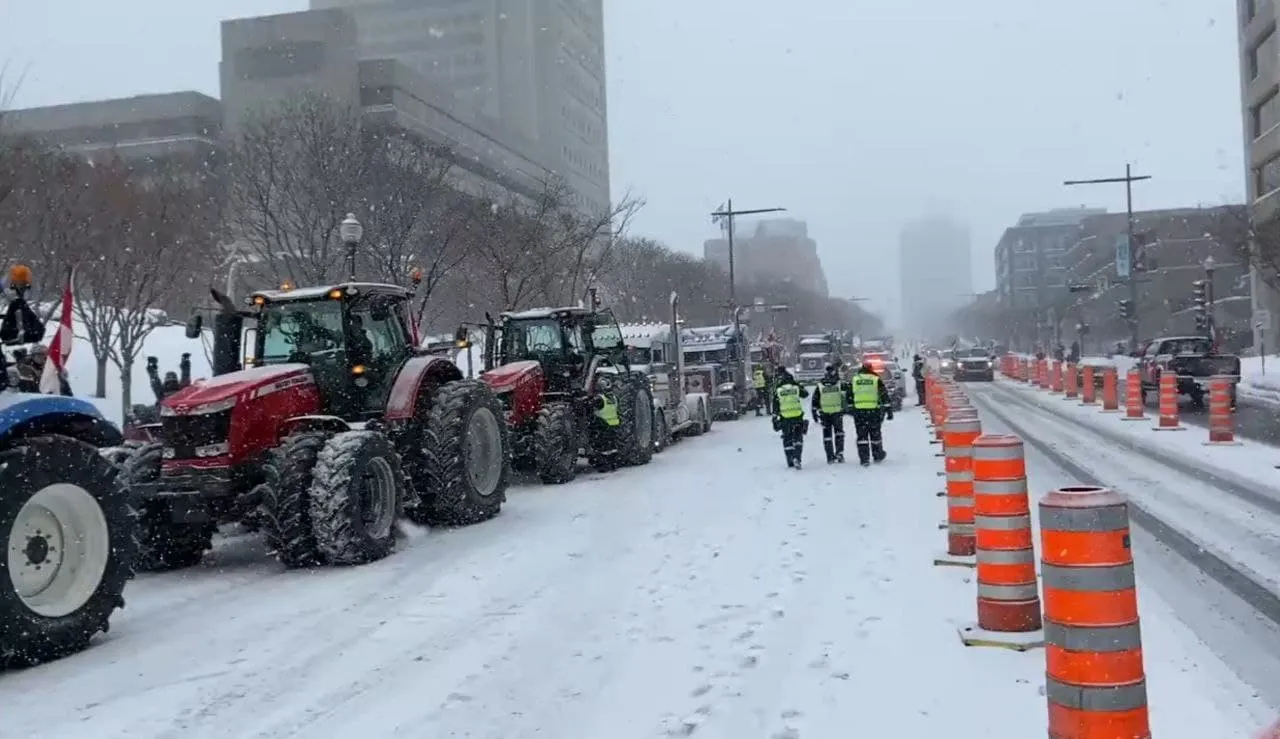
[40,268,75,395]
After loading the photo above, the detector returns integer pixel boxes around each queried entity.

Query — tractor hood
[162,364,313,414]
[480,360,542,392]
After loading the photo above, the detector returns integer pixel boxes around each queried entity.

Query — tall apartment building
[898,216,972,337]
[993,207,1105,313]
[308,0,610,215]
[1238,0,1280,346]
[702,218,829,298]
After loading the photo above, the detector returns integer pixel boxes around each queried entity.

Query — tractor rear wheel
[410,380,509,525]
[309,430,406,566]
[535,402,578,484]
[118,443,212,571]
[1,435,135,667]
[261,431,332,568]
[617,375,655,467]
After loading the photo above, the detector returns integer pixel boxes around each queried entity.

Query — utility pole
[711,199,787,305]
[711,199,786,410]
[1064,164,1152,351]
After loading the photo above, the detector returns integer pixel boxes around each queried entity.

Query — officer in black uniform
[849,361,893,466]
[810,364,848,463]
[911,354,926,405]
[772,367,809,469]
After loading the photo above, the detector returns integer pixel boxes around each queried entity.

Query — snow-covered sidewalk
[0,408,1268,737]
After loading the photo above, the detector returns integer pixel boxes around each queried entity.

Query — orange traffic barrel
[1080,366,1096,405]
[1040,486,1149,739]
[1206,376,1239,445]
[1121,368,1144,421]
[1063,362,1078,399]
[943,417,982,557]
[1037,359,1049,389]
[1154,372,1181,430]
[972,435,1042,634]
[1049,360,1063,393]
[1099,367,1119,412]
[1019,358,1030,382]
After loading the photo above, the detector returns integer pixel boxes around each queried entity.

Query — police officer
[911,353,926,405]
[592,372,622,471]
[751,364,769,416]
[772,367,809,469]
[849,361,892,466]
[810,364,847,463]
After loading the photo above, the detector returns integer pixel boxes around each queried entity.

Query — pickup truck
[1136,335,1240,408]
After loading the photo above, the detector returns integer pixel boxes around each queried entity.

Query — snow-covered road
[0,407,1273,737]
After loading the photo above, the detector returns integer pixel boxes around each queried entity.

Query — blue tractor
[0,267,135,666]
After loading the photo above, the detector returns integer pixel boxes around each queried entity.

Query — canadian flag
[40,268,75,395]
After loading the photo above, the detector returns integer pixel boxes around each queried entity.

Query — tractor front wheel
[309,430,406,566]
[618,375,655,467]
[1,435,135,666]
[534,402,578,485]
[118,443,212,571]
[261,431,333,568]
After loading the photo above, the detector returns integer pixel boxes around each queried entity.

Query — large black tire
[1,435,135,667]
[309,430,406,566]
[261,431,332,568]
[410,379,510,524]
[118,442,212,571]
[617,375,655,467]
[653,409,670,453]
[534,402,578,485]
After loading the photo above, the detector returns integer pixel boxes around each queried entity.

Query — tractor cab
[489,306,629,395]
[187,282,418,421]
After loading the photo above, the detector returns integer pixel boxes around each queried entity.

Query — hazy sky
[0,0,1247,323]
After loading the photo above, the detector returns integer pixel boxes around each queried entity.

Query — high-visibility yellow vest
[850,374,881,410]
[596,394,620,426]
[775,384,803,419]
[752,368,766,389]
[818,382,844,414]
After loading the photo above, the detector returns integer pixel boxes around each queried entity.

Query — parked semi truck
[619,293,713,447]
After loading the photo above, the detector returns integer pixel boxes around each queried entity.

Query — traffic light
[1118,299,1134,321]
[1192,280,1209,333]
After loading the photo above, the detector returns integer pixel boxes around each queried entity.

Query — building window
[1257,152,1280,197]
[1256,88,1280,138]
[1251,27,1276,81]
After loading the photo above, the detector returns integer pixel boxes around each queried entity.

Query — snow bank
[1238,356,1280,409]
[993,375,1280,489]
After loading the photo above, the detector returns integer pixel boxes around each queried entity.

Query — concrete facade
[1237,0,1280,347]
[898,215,972,337]
[992,207,1105,344]
[1,91,223,174]
[1061,207,1249,351]
[702,218,829,298]
[307,0,610,215]
[219,9,553,203]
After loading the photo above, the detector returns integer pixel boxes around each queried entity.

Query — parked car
[1135,335,1240,408]
[954,347,996,381]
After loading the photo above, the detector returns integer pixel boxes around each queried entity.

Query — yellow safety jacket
[775,384,804,419]
[850,373,882,410]
[596,394,620,426]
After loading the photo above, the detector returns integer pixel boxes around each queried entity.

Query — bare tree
[1206,204,1271,289]
[227,91,370,288]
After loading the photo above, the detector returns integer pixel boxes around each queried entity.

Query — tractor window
[592,322,623,352]
[259,300,344,363]
[502,320,563,361]
[349,301,408,362]
[565,323,585,353]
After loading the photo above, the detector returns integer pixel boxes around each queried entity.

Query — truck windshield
[798,341,831,355]
[259,300,345,364]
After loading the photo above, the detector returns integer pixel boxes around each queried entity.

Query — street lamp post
[1064,163,1152,351]
[1204,254,1217,341]
[711,200,786,398]
[340,213,364,282]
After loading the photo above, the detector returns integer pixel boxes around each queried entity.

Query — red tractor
[117,282,510,571]
[478,304,654,484]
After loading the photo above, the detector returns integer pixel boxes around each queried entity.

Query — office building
[702,218,829,298]
[1238,0,1280,346]
[307,0,610,215]
[220,8,552,202]
[899,216,972,336]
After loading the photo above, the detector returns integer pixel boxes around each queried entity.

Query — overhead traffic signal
[1118,299,1134,321]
